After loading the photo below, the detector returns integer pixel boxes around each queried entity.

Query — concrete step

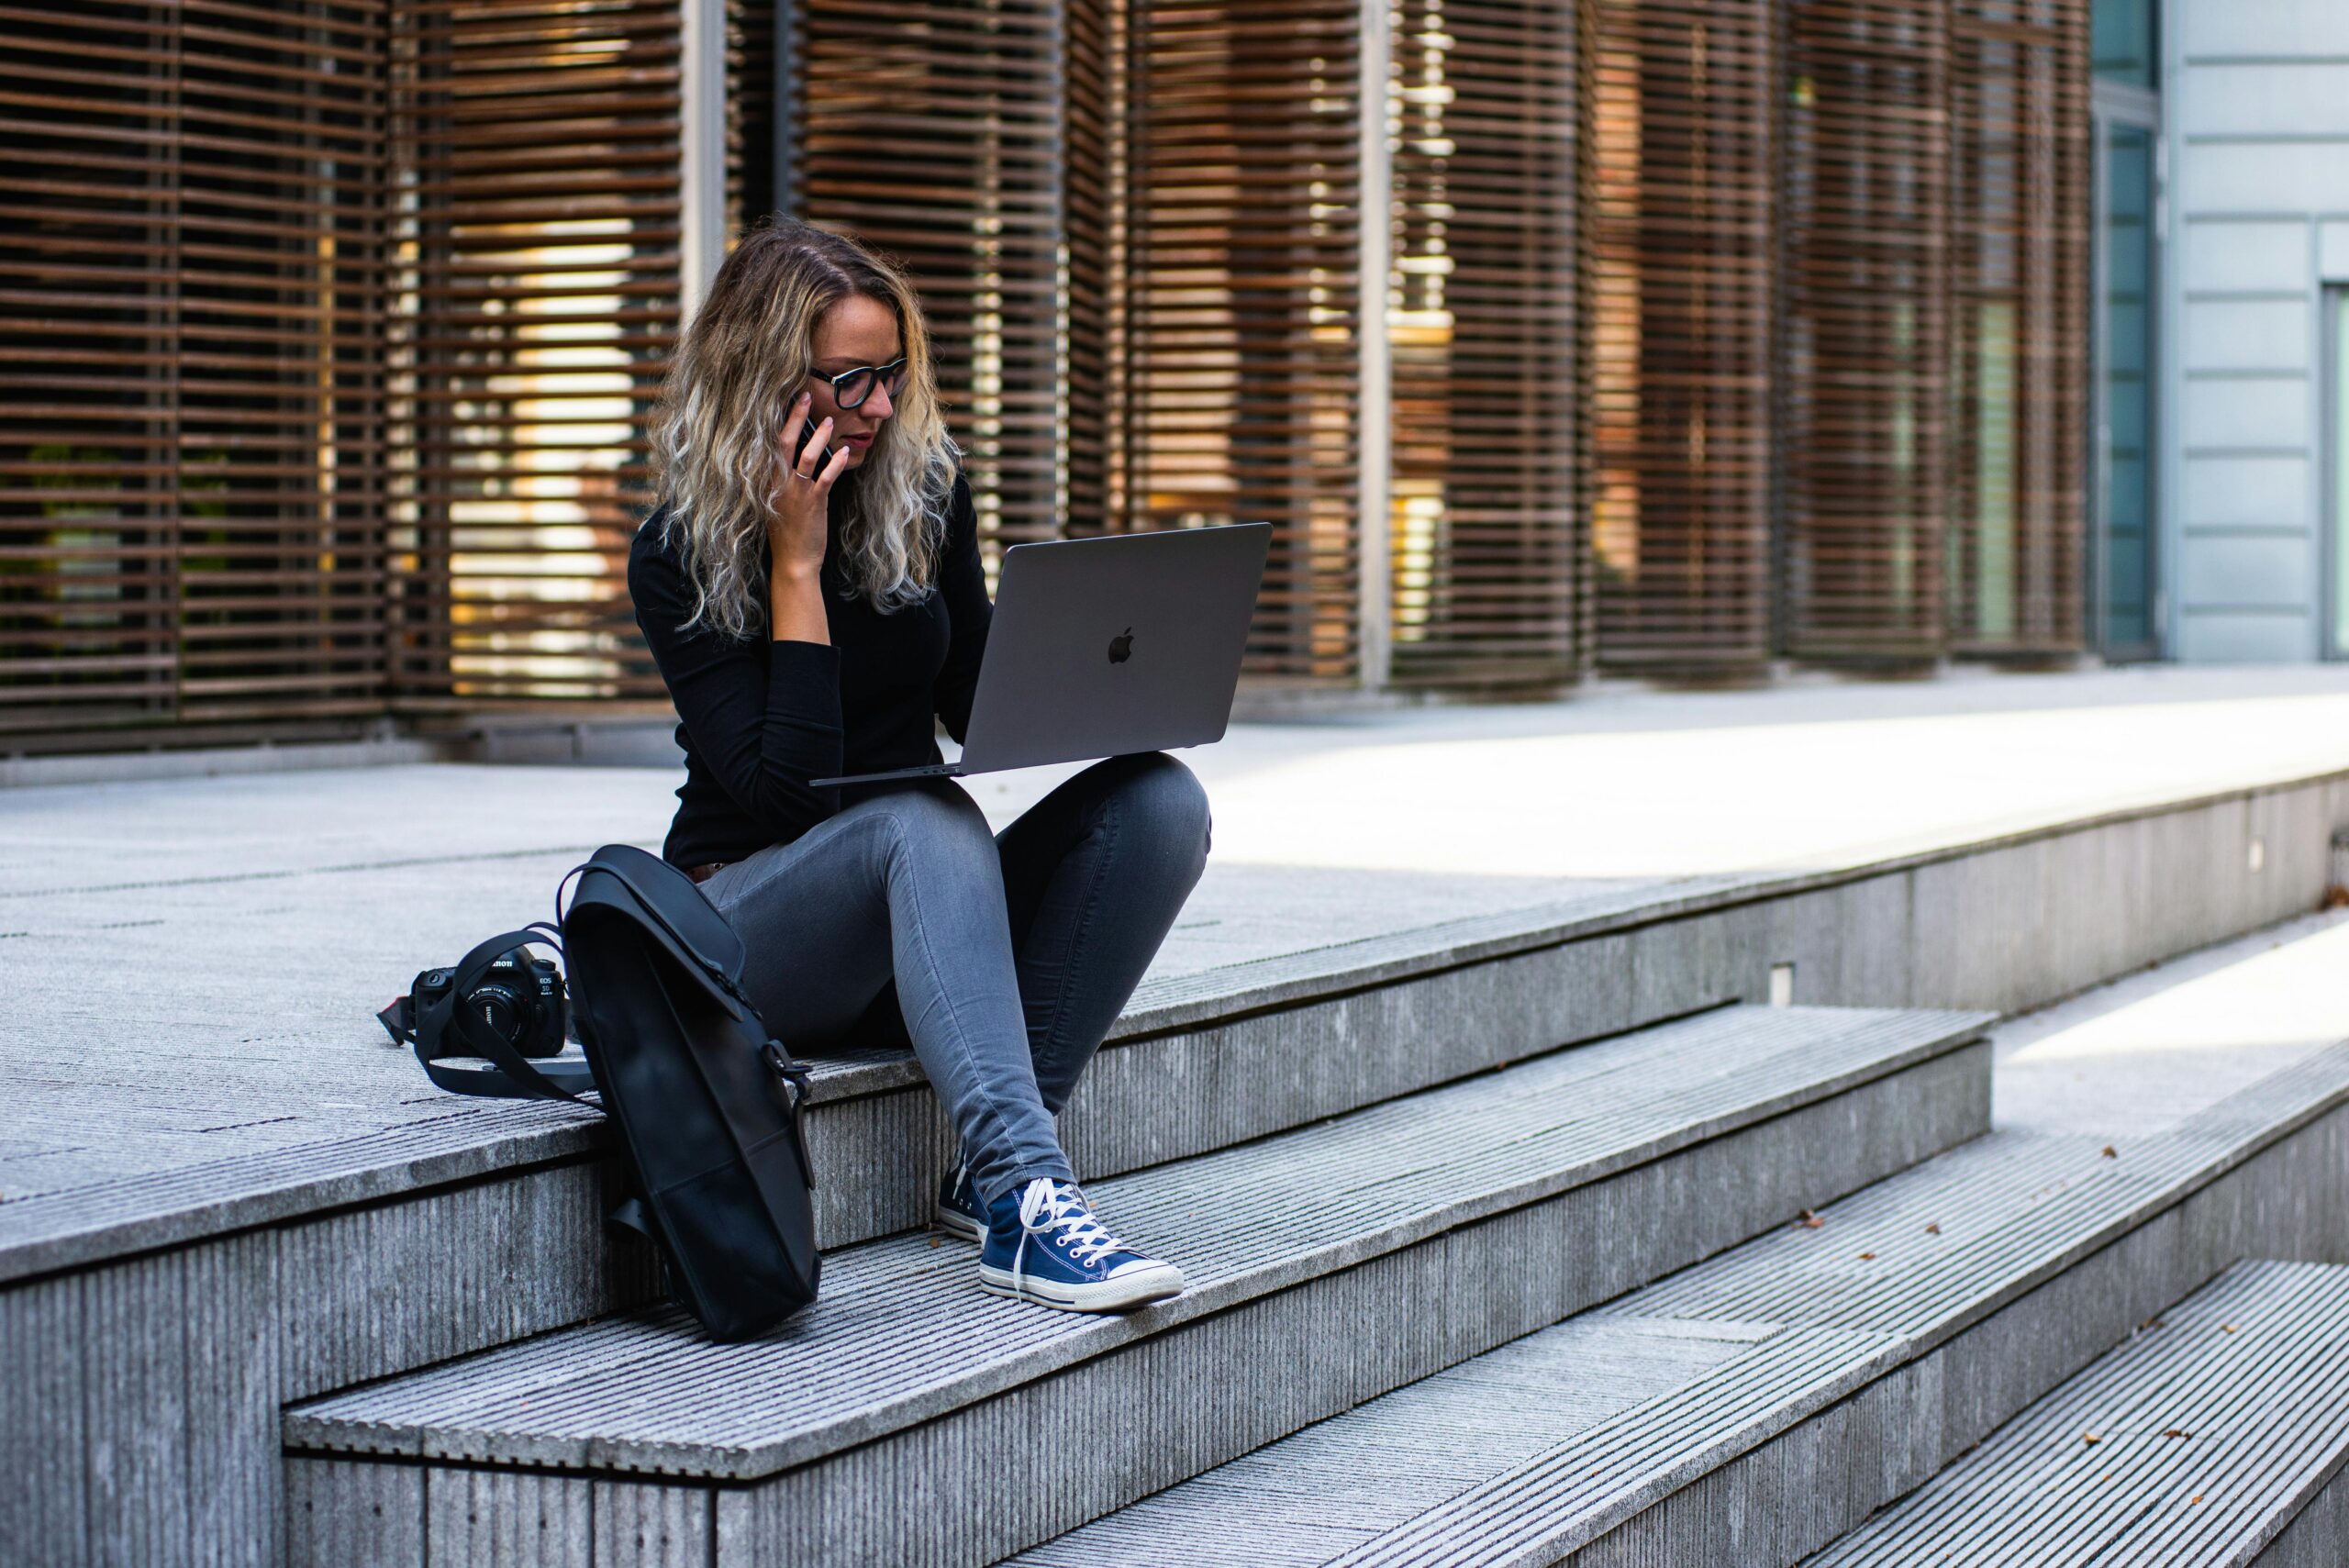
[1005,1044,2349,1568]
[280,1005,1990,1568]
[1804,1257,2349,1567]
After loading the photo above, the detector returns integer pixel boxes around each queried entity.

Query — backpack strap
[401,929,597,1103]
[562,852,752,1007]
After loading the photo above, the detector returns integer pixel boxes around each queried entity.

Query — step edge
[1268,1054,2349,1566]
[1806,1259,2349,1568]
[279,1015,1996,1478]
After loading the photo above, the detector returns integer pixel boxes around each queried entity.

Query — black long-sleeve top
[628,473,990,870]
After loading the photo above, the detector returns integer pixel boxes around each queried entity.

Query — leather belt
[687,862,729,885]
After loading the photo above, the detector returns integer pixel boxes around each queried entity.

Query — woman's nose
[862,382,895,422]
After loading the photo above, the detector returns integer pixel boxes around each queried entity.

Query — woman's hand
[767,391,849,643]
[769,391,851,581]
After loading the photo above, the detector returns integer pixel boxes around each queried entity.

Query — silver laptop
[811,521,1272,788]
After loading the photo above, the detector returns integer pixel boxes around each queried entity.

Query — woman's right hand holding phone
[767,391,849,643]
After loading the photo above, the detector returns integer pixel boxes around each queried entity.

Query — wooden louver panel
[787,0,1064,556]
[1589,0,1779,671]
[0,0,390,740]
[1386,0,1580,691]
[727,0,777,237]
[1063,0,1119,539]
[1947,0,2088,656]
[1125,0,1364,682]
[385,0,681,706]
[1781,0,1952,662]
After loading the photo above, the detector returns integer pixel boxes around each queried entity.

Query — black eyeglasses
[815,355,908,411]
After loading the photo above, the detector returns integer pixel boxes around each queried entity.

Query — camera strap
[379,928,598,1103]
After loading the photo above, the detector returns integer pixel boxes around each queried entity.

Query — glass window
[2094,0,2157,90]
[2332,295,2349,658]
[2099,125,2156,656]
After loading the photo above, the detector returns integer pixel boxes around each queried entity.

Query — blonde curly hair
[651,218,957,638]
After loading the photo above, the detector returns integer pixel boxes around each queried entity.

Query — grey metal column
[680,0,729,317]
[1356,0,1393,691]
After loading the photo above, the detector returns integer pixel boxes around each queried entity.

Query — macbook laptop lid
[811,520,1270,787]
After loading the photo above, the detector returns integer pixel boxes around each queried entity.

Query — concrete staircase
[1007,1044,2349,1566]
[1804,1258,2349,1567]
[8,767,2347,1567]
[284,1005,1990,1565]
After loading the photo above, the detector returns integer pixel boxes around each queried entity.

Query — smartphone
[791,413,836,473]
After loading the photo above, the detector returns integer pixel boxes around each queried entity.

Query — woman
[628,219,1209,1315]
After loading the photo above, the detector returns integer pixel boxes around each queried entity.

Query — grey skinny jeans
[698,752,1211,1207]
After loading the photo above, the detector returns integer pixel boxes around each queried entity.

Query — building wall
[2167,0,2349,662]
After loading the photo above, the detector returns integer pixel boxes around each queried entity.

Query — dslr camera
[407,948,570,1059]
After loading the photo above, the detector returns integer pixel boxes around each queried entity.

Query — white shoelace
[1015,1178,1127,1279]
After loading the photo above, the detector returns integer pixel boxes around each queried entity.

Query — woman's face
[806,294,902,469]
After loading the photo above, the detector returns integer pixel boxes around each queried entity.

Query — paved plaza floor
[6,664,2349,1260]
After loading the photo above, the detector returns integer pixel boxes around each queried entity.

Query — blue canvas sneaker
[933,1161,985,1242]
[977,1177,1185,1312]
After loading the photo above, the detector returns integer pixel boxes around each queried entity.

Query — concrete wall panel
[2183,531,2323,607]
[2178,0,2349,60]
[2180,454,2310,528]
[2184,299,2312,375]
[2169,4,2349,651]
[2182,373,2310,449]
[2182,65,2349,137]
[2182,220,2310,295]
[2177,610,2317,662]
[2180,142,2349,218]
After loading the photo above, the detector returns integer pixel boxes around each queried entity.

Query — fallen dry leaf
[2193,1495,2204,1504]
[1857,1252,1876,1261]
[2164,1429,2191,1439]
[1923,1222,1941,1235]
[2222,1324,2238,1333]
[2101,1146,2118,1159]
[2082,1433,2100,1445]
[1797,1209,1824,1230]
[2142,1316,2165,1330]
[928,1235,943,1249]
[2322,884,2349,911]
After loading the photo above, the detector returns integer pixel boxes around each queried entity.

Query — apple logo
[1108,627,1134,665]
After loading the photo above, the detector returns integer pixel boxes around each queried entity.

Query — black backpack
[561,844,820,1338]
[384,845,820,1339]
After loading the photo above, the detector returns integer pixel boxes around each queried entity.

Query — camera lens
[470,982,524,1042]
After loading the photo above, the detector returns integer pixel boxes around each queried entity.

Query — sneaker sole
[932,1203,985,1244]
[976,1261,1185,1313]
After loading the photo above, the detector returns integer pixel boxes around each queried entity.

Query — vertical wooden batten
[780,0,1068,558]
[1947,0,2089,659]
[0,0,393,742]
[1122,0,1367,684]
[1385,0,1581,692]
[1589,0,1780,675]
[1780,0,1952,665]
[383,0,684,709]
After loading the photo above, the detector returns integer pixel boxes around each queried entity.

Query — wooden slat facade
[1063,0,1118,539]
[383,0,681,706]
[1947,0,2088,657]
[1589,0,1780,673]
[1386,0,1582,691]
[1121,0,1366,683]
[780,0,1066,557]
[0,0,2103,747]
[0,0,391,738]
[1780,0,1952,663]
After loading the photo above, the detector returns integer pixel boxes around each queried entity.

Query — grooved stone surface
[1807,1260,2349,1567]
[284,1006,1986,1479]
[1008,1047,2349,1568]
[10,674,2349,1284]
